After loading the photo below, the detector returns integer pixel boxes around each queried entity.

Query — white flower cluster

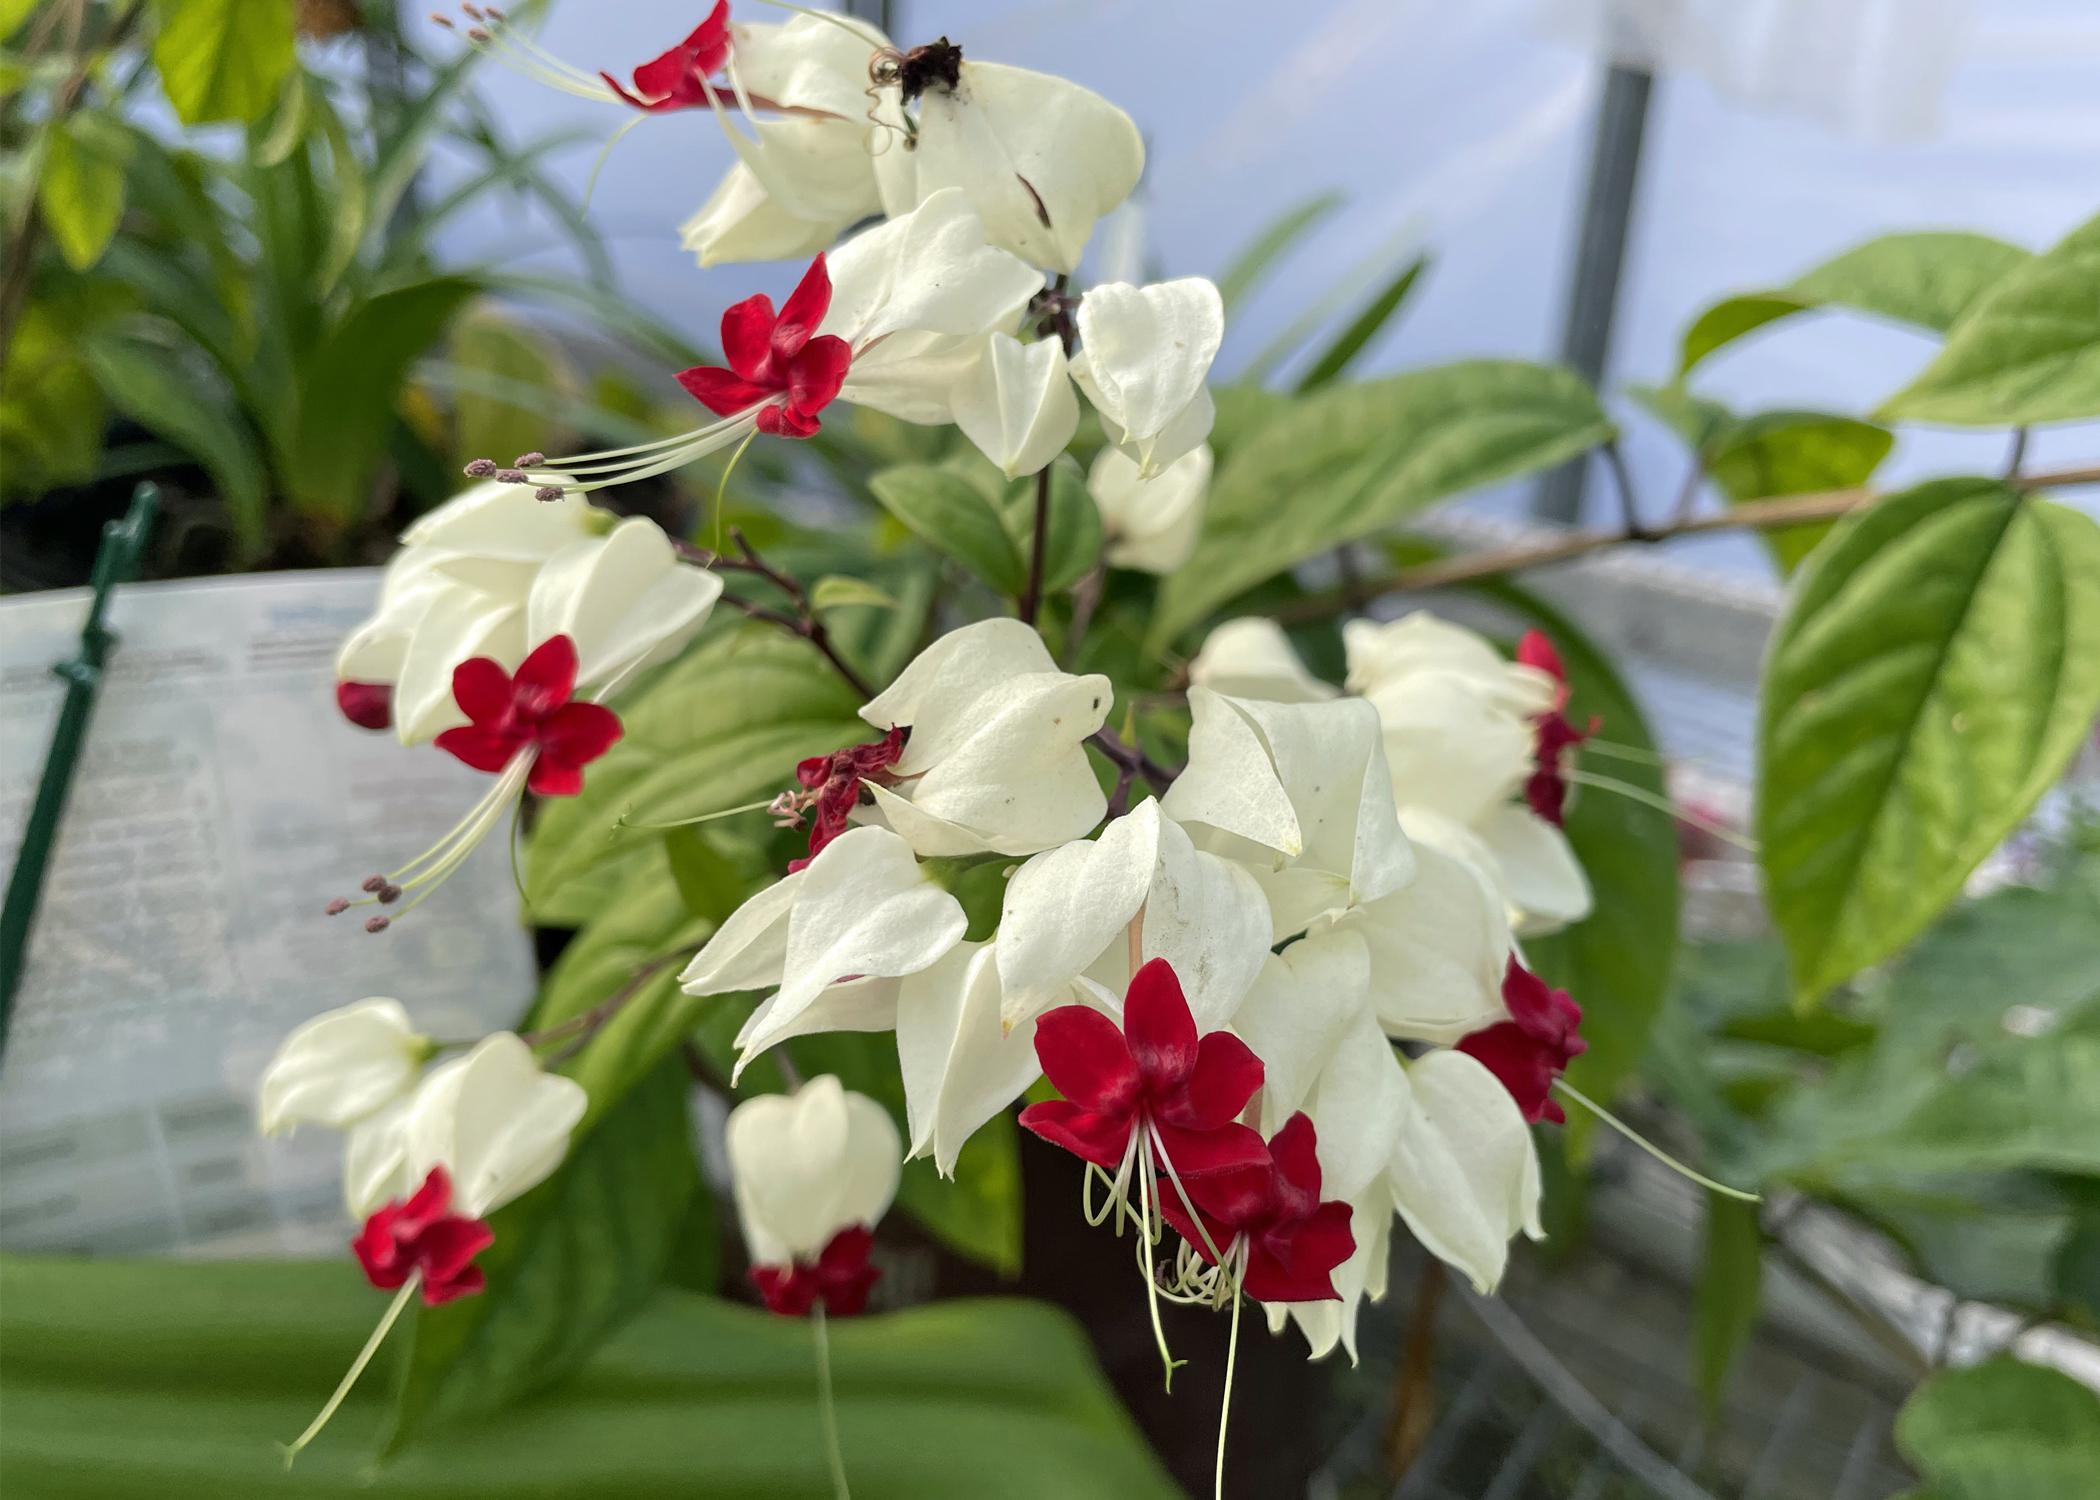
[681,607,1590,1359]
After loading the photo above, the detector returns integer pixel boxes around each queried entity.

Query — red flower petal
[599,71,676,112]
[1516,628,1567,691]
[436,724,526,774]
[1154,1120,1270,1179]
[682,0,732,73]
[536,700,623,771]
[526,758,584,798]
[450,656,514,727]
[1018,1100,1132,1171]
[1157,1029,1263,1131]
[511,635,578,718]
[786,334,851,419]
[720,292,780,383]
[1030,1006,1140,1115]
[1242,1204,1354,1303]
[772,253,832,363]
[675,365,777,417]
[1178,1157,1275,1229]
[750,1263,818,1316]
[336,679,393,731]
[630,45,696,103]
[1266,1112,1324,1217]
[421,1263,487,1305]
[1123,957,1198,1091]
[756,402,821,438]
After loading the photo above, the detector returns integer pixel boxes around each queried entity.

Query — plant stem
[522,948,690,1060]
[1018,462,1053,625]
[683,532,875,699]
[1088,727,1174,795]
[1267,460,2100,623]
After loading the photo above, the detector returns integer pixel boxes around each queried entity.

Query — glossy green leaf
[1292,254,1428,393]
[1678,231,2030,376]
[1149,361,1613,651]
[1759,478,2100,1001]
[288,278,479,526]
[869,464,1027,595]
[387,1061,701,1451]
[1691,1194,1762,1414]
[525,627,866,905]
[1215,190,1344,310]
[38,117,129,271]
[1881,213,2100,426]
[1704,410,1894,572]
[85,334,269,557]
[152,0,296,126]
[811,575,902,613]
[0,1258,1172,1497]
[1897,1359,2100,1500]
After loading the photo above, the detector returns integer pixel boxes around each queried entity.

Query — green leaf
[1475,586,1680,1123]
[38,117,129,271]
[1707,410,1894,572]
[1897,1359,2100,1500]
[0,1258,1175,1497]
[997,459,1101,596]
[1678,231,2031,376]
[288,277,479,526]
[151,0,296,126]
[1691,1194,1762,1414]
[1291,254,1428,393]
[811,574,902,613]
[0,303,107,494]
[525,627,866,906]
[1149,361,1613,651]
[1758,478,2100,1001]
[84,333,269,557]
[1215,190,1344,310]
[447,313,569,473]
[388,1059,701,1451]
[1881,212,2100,426]
[869,464,1027,595]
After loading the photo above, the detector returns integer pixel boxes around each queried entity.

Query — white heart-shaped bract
[895,941,1046,1176]
[258,998,424,1137]
[1088,443,1211,575]
[726,1074,901,1267]
[1386,1048,1544,1294]
[1073,279,1223,476]
[1186,617,1337,706]
[526,517,724,697]
[950,333,1080,480]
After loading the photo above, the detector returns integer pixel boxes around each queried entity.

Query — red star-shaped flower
[1458,957,1587,1124]
[599,2,732,113]
[351,1166,494,1307]
[675,255,852,439]
[788,726,906,871]
[433,634,624,797]
[1160,1113,1356,1303]
[749,1224,883,1317]
[1019,958,1269,1180]
[1516,628,1597,828]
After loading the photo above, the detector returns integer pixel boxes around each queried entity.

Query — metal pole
[1535,63,1655,525]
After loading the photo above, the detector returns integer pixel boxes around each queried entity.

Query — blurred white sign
[0,571,536,1256]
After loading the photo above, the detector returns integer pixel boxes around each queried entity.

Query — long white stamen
[1554,1080,1760,1201]
[1145,1117,1230,1270]
[281,1277,419,1467]
[811,1307,852,1500]
[1134,1145,1186,1391]
[615,796,778,833]
[1564,767,1759,853]
[1213,1248,1245,1500]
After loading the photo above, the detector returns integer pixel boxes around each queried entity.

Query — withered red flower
[1019,958,1268,1179]
[1516,627,1597,828]
[599,2,732,113]
[1458,957,1587,1124]
[351,1166,494,1306]
[789,726,906,871]
[749,1224,882,1317]
[1160,1113,1356,1303]
[675,255,853,439]
[433,634,623,797]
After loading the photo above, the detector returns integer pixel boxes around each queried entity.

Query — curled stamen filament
[281,1277,419,1468]
[1554,1080,1760,1202]
[335,754,533,928]
[1564,766,1759,853]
